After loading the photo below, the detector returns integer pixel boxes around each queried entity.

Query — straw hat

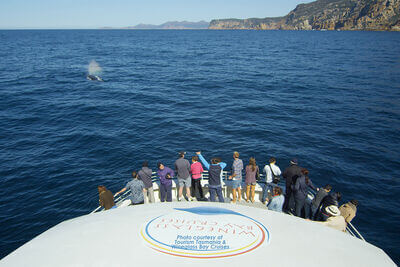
[325,205,341,216]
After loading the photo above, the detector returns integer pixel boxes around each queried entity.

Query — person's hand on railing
[196,151,201,155]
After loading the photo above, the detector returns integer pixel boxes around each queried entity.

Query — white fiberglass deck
[0,202,395,267]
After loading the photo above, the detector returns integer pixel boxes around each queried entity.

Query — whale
[86,74,103,82]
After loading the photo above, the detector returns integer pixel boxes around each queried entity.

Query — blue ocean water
[0,30,399,263]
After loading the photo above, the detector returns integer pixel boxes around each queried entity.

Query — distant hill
[132,21,209,29]
[209,0,400,31]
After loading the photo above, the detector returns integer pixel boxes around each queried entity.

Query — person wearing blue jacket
[196,151,226,202]
[267,186,285,212]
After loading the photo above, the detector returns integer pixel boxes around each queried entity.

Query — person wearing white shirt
[262,157,281,203]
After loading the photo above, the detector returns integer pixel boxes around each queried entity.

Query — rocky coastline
[209,0,400,31]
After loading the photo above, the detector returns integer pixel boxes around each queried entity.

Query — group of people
[97,151,359,232]
[281,158,359,232]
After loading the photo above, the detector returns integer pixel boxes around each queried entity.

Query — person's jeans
[262,183,273,202]
[209,185,224,202]
[160,183,172,202]
[310,205,319,220]
[283,188,295,213]
[192,179,204,200]
[295,197,306,217]
[144,187,155,203]
[304,199,311,219]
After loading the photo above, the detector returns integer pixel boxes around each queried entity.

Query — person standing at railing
[196,151,226,203]
[282,158,302,213]
[292,168,316,218]
[190,155,204,201]
[175,151,194,201]
[263,157,282,204]
[157,162,175,202]
[98,185,116,210]
[138,161,155,204]
[245,157,259,203]
[115,171,145,205]
[228,151,243,203]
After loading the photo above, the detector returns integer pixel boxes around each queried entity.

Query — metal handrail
[347,222,366,241]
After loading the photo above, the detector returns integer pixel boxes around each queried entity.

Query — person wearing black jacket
[316,192,342,221]
[292,168,316,218]
[282,158,302,213]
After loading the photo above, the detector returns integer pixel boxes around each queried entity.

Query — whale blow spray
[88,60,102,75]
[87,60,103,81]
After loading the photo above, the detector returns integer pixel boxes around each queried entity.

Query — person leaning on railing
[309,184,332,220]
[316,192,342,221]
[98,185,116,210]
[339,200,358,225]
[115,171,146,205]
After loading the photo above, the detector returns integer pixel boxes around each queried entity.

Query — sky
[0,0,314,29]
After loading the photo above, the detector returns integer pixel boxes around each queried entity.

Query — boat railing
[92,170,366,241]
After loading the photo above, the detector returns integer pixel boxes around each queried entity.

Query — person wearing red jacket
[190,156,204,200]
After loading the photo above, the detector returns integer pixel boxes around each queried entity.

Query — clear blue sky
[0,0,314,29]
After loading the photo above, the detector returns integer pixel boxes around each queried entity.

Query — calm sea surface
[0,30,399,263]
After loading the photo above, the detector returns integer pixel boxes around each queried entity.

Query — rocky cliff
[209,0,400,31]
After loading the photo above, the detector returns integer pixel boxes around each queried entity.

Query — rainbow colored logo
[140,206,270,259]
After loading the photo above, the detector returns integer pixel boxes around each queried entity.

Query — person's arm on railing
[115,187,127,196]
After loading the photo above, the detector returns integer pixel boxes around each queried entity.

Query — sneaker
[189,197,194,202]
[178,198,182,202]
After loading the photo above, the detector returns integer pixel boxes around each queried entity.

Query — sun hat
[325,205,341,216]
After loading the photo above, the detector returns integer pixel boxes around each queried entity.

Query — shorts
[229,179,241,189]
[178,176,191,187]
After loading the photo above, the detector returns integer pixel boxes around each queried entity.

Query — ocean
[0,29,399,263]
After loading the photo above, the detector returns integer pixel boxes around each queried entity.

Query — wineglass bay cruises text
[140,207,270,258]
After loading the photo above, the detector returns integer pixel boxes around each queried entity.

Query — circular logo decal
[140,206,270,259]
